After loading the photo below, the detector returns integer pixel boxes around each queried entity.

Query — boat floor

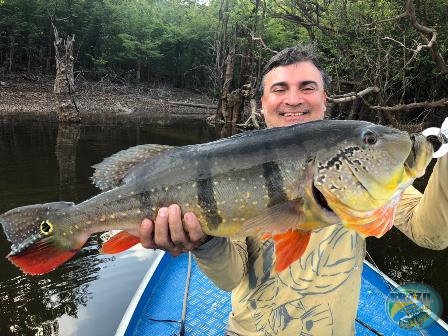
[118,252,448,336]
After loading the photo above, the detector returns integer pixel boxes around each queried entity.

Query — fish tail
[8,243,80,275]
[0,202,85,275]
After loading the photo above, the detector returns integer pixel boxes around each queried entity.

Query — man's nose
[284,89,304,105]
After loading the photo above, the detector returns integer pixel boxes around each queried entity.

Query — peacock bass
[0,120,433,275]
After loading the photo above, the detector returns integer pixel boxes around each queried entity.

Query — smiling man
[138,44,448,335]
[260,56,328,126]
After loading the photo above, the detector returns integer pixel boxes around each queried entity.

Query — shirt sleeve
[192,237,248,291]
[394,155,448,250]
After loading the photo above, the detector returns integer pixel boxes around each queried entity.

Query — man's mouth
[281,111,310,117]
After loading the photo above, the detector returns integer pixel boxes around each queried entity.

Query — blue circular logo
[385,282,443,330]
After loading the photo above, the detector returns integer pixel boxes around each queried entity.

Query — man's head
[260,44,331,128]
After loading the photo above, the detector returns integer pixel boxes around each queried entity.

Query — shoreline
[0,77,216,124]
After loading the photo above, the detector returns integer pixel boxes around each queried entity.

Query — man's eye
[302,86,316,92]
[272,88,286,93]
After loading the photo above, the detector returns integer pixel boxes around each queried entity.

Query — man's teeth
[283,112,307,117]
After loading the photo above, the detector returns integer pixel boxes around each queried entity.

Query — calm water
[0,117,217,336]
[0,117,446,335]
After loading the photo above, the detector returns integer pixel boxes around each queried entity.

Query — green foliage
[0,0,447,107]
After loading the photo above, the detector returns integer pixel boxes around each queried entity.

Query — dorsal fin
[91,144,174,191]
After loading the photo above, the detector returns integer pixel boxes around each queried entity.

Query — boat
[115,250,448,336]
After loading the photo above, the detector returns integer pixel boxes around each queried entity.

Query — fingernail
[158,207,168,217]
[184,212,192,222]
[169,204,179,215]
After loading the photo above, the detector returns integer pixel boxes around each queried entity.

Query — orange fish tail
[7,241,83,275]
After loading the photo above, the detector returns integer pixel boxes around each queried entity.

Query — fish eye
[40,220,53,235]
[362,130,378,145]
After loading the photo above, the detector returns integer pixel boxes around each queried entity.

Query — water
[0,117,217,336]
[0,117,446,336]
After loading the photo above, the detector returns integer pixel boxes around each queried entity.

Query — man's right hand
[139,204,210,256]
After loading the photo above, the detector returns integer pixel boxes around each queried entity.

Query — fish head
[312,123,433,237]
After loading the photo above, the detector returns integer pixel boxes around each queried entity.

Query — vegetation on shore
[0,0,447,127]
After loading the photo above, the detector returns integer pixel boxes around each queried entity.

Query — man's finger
[139,218,156,249]
[168,204,192,249]
[154,207,174,250]
[183,212,209,246]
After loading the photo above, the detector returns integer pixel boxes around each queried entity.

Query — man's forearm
[192,237,248,291]
[395,156,448,250]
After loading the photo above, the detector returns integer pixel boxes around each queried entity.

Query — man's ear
[260,95,265,115]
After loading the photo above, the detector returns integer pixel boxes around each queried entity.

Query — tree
[52,21,81,123]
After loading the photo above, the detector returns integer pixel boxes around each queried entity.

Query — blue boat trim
[115,250,166,336]
[116,251,448,336]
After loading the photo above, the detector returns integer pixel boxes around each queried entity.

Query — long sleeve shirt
[192,156,448,336]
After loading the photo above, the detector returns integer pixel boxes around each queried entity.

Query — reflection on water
[0,116,217,336]
[0,115,446,335]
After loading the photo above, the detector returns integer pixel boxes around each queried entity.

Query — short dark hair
[259,43,331,93]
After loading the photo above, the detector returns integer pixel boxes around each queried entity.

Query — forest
[0,0,447,126]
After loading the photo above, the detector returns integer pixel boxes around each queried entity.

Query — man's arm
[394,156,448,250]
[139,204,248,291]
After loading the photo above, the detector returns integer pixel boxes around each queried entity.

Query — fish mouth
[311,183,334,213]
[404,133,433,178]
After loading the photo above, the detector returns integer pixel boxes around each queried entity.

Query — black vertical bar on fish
[262,161,288,207]
[196,160,223,230]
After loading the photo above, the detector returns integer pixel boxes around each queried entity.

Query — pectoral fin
[264,229,311,272]
[349,203,397,238]
[100,230,141,254]
[238,199,320,236]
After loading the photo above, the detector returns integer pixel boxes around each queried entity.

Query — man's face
[261,61,327,128]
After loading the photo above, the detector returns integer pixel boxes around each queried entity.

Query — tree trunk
[8,35,14,73]
[52,22,81,123]
[136,58,141,82]
[217,33,238,123]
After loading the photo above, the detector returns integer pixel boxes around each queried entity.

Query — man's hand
[139,204,209,256]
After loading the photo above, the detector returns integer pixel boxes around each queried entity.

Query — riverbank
[0,76,216,124]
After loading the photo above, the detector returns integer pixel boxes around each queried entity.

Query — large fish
[0,120,433,275]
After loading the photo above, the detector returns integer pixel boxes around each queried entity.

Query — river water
[0,116,446,335]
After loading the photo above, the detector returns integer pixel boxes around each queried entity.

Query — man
[137,45,448,335]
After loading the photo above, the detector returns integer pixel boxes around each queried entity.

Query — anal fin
[100,230,141,254]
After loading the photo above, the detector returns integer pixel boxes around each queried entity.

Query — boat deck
[117,252,448,336]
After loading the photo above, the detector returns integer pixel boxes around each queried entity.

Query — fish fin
[91,144,175,191]
[100,230,141,254]
[342,197,399,238]
[238,199,318,236]
[7,239,81,275]
[268,229,311,272]
[351,203,397,238]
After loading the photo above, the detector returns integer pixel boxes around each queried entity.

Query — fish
[0,120,433,275]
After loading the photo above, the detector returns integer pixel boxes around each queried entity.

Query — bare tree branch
[328,86,380,103]
[380,0,447,74]
[367,98,448,112]
[405,0,447,74]
[249,33,278,54]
